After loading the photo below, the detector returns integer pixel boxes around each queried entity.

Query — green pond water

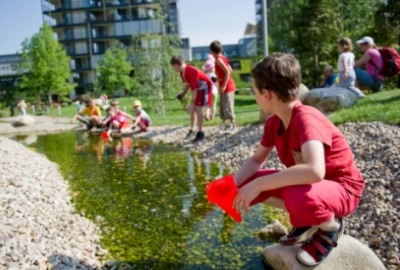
[18,132,275,269]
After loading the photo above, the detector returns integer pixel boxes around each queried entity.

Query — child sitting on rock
[104,107,131,136]
[132,100,151,132]
[232,53,364,266]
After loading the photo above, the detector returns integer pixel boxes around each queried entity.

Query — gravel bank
[139,122,400,269]
[1,119,398,269]
[0,137,104,269]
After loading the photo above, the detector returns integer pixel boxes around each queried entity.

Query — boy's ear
[261,89,271,100]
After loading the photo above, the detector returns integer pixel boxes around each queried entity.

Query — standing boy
[171,55,213,142]
[232,53,364,265]
[209,41,236,131]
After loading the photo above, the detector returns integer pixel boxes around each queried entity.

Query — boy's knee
[283,185,316,212]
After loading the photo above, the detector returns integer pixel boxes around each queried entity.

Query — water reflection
[17,132,272,269]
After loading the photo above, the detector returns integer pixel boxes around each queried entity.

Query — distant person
[209,41,236,131]
[171,55,213,141]
[203,57,218,120]
[336,38,365,98]
[354,36,384,92]
[71,98,102,130]
[231,53,364,266]
[132,100,151,133]
[320,65,337,88]
[17,98,27,116]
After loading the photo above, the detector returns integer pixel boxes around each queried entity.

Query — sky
[0,0,255,55]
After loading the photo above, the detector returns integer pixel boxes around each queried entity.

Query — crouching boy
[232,53,364,265]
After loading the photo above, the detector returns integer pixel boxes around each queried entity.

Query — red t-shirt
[215,55,236,93]
[180,64,212,92]
[260,100,364,197]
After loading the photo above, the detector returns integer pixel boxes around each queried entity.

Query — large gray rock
[14,115,35,127]
[262,235,386,270]
[301,87,358,113]
[298,83,309,98]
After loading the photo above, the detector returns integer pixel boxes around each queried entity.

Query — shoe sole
[296,219,345,266]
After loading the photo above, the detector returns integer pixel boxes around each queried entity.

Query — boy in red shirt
[209,41,237,131]
[171,55,213,142]
[232,53,364,265]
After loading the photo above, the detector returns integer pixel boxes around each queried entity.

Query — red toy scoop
[101,131,109,140]
[206,174,242,222]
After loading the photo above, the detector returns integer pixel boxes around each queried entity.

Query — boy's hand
[233,181,260,213]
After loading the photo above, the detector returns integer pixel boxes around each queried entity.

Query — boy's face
[172,64,182,72]
[134,105,141,112]
[210,51,218,58]
[252,81,271,114]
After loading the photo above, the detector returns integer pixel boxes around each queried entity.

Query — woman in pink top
[354,36,384,92]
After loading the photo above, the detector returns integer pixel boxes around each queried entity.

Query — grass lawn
[2,90,399,126]
[329,89,400,125]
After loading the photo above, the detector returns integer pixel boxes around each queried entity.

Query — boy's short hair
[170,55,184,66]
[337,38,353,52]
[251,53,301,102]
[209,41,223,54]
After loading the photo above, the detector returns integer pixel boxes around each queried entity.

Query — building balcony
[43,0,158,14]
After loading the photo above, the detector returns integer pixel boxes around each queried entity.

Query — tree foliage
[95,44,133,95]
[267,0,397,87]
[128,33,182,117]
[19,24,74,102]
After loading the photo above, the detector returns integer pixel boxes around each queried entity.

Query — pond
[18,132,275,269]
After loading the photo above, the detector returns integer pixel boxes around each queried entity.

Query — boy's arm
[216,58,231,93]
[233,140,326,212]
[234,145,273,186]
[354,52,370,67]
[120,111,136,121]
[180,83,190,98]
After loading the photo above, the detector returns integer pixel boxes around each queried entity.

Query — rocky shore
[0,118,398,269]
[0,137,104,269]
[139,122,400,269]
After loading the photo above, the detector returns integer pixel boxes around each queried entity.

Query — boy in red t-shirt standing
[232,53,364,265]
[171,55,213,142]
[209,41,236,131]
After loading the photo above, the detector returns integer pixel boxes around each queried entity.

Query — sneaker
[280,226,318,246]
[219,124,226,132]
[185,130,194,139]
[296,219,345,266]
[226,123,236,132]
[193,131,204,142]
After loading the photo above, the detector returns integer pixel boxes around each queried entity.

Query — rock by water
[262,235,386,270]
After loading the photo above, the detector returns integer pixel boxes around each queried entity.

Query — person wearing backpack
[354,36,384,92]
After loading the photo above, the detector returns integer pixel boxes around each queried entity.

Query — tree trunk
[48,93,52,106]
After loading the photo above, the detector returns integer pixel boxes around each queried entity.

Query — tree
[268,0,385,87]
[19,24,74,103]
[95,44,133,95]
[128,33,182,117]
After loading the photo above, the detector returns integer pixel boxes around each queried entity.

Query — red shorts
[241,169,361,227]
[139,118,150,131]
[120,120,130,129]
[194,88,213,107]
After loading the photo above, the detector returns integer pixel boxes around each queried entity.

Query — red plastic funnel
[101,131,109,140]
[206,174,242,222]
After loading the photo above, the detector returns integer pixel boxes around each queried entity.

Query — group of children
[71,98,151,136]
[171,40,237,142]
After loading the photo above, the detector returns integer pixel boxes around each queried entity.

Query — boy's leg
[194,106,203,132]
[219,93,226,126]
